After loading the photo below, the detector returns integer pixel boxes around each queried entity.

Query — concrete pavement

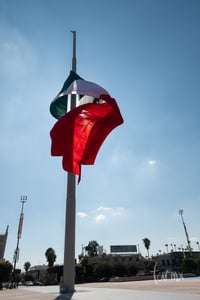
[0,277,200,300]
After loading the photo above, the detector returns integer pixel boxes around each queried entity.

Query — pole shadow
[55,292,74,300]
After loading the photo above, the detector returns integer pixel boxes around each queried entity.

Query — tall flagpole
[61,30,77,293]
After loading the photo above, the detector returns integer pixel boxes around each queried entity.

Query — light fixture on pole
[179,209,192,256]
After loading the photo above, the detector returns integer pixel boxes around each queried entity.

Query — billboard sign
[110,245,137,253]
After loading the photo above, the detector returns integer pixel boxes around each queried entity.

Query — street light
[13,196,27,272]
[196,242,200,251]
[179,209,192,256]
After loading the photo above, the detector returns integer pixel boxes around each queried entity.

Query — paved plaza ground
[0,277,200,300]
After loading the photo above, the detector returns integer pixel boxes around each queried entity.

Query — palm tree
[24,261,31,272]
[165,244,169,253]
[45,247,56,267]
[142,238,151,258]
[85,240,99,257]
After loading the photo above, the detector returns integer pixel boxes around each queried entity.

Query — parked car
[23,281,33,286]
[33,281,42,286]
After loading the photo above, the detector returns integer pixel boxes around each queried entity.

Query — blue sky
[0,0,200,270]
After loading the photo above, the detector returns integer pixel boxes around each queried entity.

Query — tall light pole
[13,196,27,273]
[179,209,192,256]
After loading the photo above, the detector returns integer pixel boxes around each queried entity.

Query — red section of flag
[50,94,123,182]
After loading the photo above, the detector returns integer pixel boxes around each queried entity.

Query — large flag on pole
[50,71,83,120]
[50,72,124,182]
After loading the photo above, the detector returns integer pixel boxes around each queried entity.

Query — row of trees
[75,260,139,283]
[1,238,150,287]
[23,247,57,273]
[2,239,200,288]
[76,239,152,282]
[0,247,57,289]
[83,239,151,258]
[22,239,150,275]
[0,261,13,289]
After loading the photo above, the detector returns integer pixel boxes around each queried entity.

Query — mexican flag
[50,72,124,182]
[50,70,83,120]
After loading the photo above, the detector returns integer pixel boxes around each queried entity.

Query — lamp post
[196,242,200,251]
[13,196,27,273]
[179,209,192,256]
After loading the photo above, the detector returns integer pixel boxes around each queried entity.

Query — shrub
[182,258,198,274]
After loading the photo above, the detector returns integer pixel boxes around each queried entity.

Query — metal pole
[196,242,200,251]
[61,30,77,293]
[179,209,192,256]
[71,30,76,72]
[13,196,27,273]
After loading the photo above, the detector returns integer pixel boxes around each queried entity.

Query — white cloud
[77,206,125,224]
[97,206,112,211]
[109,148,126,167]
[96,206,125,217]
[112,207,125,217]
[95,214,106,223]
[77,211,88,219]
[148,160,156,165]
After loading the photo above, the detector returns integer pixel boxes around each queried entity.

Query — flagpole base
[60,277,75,295]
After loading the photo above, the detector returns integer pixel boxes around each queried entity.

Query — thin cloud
[112,207,125,217]
[95,214,106,223]
[0,30,37,79]
[96,206,125,217]
[97,206,112,211]
[148,160,156,165]
[108,147,128,168]
[77,211,88,219]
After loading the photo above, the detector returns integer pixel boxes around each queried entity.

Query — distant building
[86,253,144,268]
[0,226,9,262]
[27,265,48,284]
[152,251,200,271]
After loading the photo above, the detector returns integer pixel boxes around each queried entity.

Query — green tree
[182,258,198,274]
[24,274,34,281]
[0,261,12,289]
[75,264,85,283]
[127,264,139,276]
[45,247,56,267]
[196,259,200,275]
[114,263,127,277]
[94,263,114,280]
[13,269,21,284]
[24,261,31,272]
[143,238,151,258]
[85,240,99,257]
[144,260,155,272]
